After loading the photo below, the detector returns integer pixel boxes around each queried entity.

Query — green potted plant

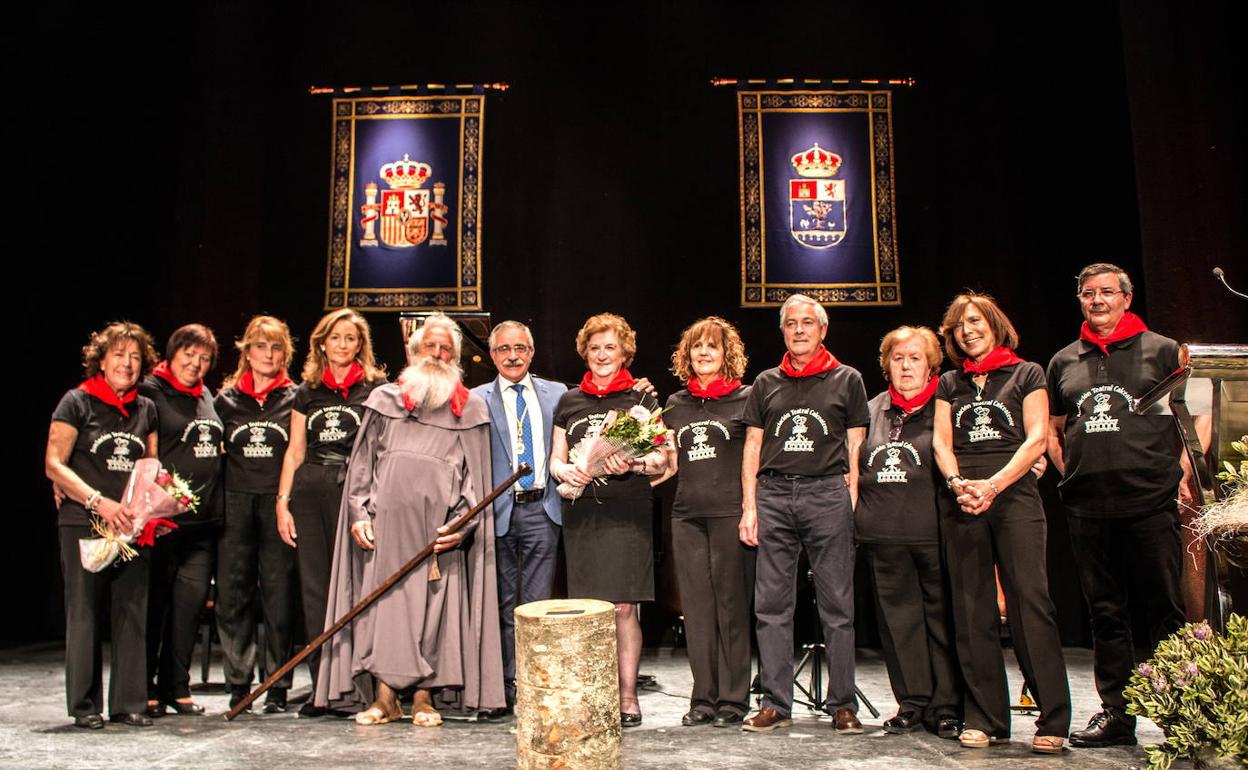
[1124,615,1248,769]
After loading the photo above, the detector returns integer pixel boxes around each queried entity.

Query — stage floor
[0,644,1167,769]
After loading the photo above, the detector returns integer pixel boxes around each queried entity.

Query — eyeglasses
[492,344,531,356]
[889,412,905,442]
[1078,288,1124,301]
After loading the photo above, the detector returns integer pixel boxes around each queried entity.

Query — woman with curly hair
[653,317,755,728]
[45,322,159,728]
[550,313,667,728]
[275,309,386,715]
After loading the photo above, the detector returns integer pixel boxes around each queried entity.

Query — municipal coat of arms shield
[789,143,846,248]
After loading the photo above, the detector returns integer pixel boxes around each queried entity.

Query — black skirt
[561,495,654,603]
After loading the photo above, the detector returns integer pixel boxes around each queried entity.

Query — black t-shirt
[1047,330,1183,517]
[855,392,942,545]
[293,378,383,465]
[215,383,297,495]
[664,386,751,518]
[741,365,870,476]
[139,376,224,526]
[51,388,158,527]
[553,388,652,499]
[936,361,1046,468]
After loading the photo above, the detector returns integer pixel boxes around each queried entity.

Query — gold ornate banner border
[739,90,900,307]
[325,95,484,311]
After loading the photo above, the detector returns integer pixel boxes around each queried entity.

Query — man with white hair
[740,294,869,734]
[314,312,504,726]
[471,320,567,711]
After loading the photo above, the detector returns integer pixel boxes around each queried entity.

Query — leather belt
[513,488,544,504]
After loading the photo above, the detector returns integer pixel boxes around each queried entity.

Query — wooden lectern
[1142,344,1248,630]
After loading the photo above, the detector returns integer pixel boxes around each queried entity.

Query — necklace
[972,373,987,401]
[515,391,530,451]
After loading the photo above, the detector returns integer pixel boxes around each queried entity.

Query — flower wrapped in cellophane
[78,458,197,572]
[557,404,670,501]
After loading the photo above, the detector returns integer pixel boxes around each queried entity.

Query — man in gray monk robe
[313,313,504,725]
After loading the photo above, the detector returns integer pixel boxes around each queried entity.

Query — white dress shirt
[499,373,546,491]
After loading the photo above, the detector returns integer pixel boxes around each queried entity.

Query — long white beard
[398,356,462,410]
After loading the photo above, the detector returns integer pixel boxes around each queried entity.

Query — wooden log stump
[514,599,620,770]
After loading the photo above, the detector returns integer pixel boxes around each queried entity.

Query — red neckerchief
[136,519,179,548]
[1080,311,1148,355]
[779,345,839,377]
[238,370,292,405]
[687,377,742,399]
[579,368,636,396]
[79,375,138,417]
[321,362,365,399]
[889,375,939,413]
[962,346,1023,375]
[400,379,472,418]
[152,361,203,398]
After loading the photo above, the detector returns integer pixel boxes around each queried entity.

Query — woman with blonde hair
[214,315,300,713]
[653,316,755,728]
[932,293,1070,753]
[275,309,386,716]
[855,326,961,739]
[550,312,667,727]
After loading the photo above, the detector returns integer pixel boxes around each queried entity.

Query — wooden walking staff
[224,463,531,721]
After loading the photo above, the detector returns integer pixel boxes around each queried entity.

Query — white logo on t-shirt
[866,441,921,484]
[676,420,730,462]
[953,400,1013,443]
[1074,385,1134,434]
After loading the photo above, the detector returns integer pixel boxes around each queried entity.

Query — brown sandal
[412,702,443,727]
[1032,735,1065,754]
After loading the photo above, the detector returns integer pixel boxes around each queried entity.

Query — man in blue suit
[472,320,567,710]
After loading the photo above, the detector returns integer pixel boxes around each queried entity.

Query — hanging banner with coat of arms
[325,93,484,310]
[738,89,900,307]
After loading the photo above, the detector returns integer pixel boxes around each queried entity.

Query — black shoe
[1069,710,1136,748]
[621,711,642,728]
[229,686,252,712]
[883,710,923,734]
[681,709,715,726]
[934,716,963,740]
[478,706,512,721]
[262,689,287,714]
[145,701,167,719]
[73,713,104,730]
[713,711,745,728]
[298,702,326,718]
[109,712,154,727]
[165,700,205,716]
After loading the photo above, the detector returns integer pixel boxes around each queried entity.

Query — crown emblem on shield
[790,143,843,178]
[381,154,432,189]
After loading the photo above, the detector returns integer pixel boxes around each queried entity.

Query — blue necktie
[512,383,535,490]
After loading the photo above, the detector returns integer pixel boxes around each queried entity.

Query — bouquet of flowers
[1124,615,1248,770]
[79,458,198,572]
[557,404,670,501]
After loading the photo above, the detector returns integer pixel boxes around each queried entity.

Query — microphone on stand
[1213,267,1248,300]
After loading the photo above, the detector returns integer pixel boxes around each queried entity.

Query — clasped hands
[350,520,462,553]
[950,477,998,515]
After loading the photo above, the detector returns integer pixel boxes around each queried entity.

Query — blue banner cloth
[325,95,484,310]
[739,91,900,307]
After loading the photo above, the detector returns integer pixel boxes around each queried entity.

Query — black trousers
[1067,508,1185,714]
[289,463,344,681]
[147,524,216,701]
[216,490,298,689]
[672,515,756,717]
[864,542,961,723]
[59,525,149,717]
[496,499,560,706]
[942,470,1071,738]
